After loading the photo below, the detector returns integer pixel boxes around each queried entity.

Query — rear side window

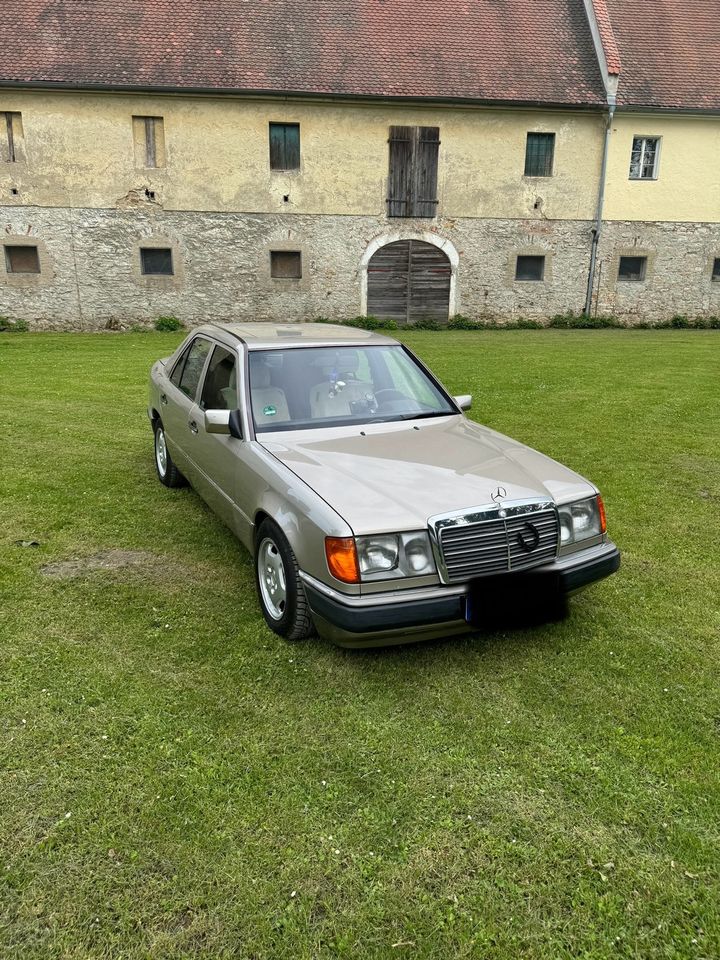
[175,338,212,400]
[200,346,238,410]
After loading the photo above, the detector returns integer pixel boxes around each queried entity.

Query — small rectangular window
[515,255,545,282]
[712,258,720,282]
[269,123,300,171]
[133,116,165,168]
[5,244,40,274]
[140,247,173,276]
[618,255,647,282]
[629,136,660,180]
[270,251,302,279]
[524,133,555,177]
[2,112,21,163]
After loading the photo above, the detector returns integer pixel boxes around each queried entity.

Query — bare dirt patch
[41,549,160,579]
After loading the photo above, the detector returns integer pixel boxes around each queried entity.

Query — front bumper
[301,541,620,647]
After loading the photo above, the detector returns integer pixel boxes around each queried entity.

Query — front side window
[269,122,300,170]
[387,126,440,218]
[248,345,456,432]
[5,244,40,274]
[524,133,555,177]
[200,346,238,410]
[176,338,212,400]
[629,136,660,180]
[618,255,647,282]
[141,247,173,276]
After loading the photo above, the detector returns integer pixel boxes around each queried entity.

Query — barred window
[524,133,555,177]
[712,258,720,282]
[140,247,173,276]
[629,137,660,180]
[618,256,647,282]
[5,244,40,273]
[515,255,545,282]
[270,251,302,279]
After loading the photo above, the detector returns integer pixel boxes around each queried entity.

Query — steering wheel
[373,388,407,403]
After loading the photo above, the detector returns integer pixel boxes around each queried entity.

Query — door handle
[188,419,198,434]
[160,393,168,405]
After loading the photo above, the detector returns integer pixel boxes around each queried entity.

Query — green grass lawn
[1,330,718,959]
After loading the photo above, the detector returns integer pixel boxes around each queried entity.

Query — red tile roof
[0,0,606,106]
[606,0,720,110]
[589,0,621,76]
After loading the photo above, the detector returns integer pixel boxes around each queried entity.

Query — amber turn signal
[597,495,607,534]
[325,537,360,583]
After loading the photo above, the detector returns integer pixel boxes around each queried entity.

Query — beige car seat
[309,350,374,420]
[250,358,291,426]
[220,365,238,410]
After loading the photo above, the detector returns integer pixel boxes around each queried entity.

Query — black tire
[254,519,315,641]
[153,419,186,488]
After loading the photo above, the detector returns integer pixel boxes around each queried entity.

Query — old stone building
[1,0,719,327]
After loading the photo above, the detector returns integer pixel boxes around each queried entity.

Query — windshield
[248,345,456,432]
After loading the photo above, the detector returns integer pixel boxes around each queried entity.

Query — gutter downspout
[584,102,615,315]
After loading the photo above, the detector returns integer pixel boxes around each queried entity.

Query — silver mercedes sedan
[148,323,619,647]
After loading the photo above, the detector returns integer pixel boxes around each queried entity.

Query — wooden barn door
[367,240,451,324]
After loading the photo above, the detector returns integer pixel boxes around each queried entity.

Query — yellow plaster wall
[604,114,720,223]
[0,90,604,220]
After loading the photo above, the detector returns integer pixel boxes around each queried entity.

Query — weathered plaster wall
[2,207,719,327]
[0,90,604,220]
[604,114,720,223]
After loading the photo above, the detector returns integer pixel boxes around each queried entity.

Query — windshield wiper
[398,410,455,421]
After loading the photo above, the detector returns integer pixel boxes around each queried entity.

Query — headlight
[355,532,436,581]
[557,496,606,547]
[356,535,399,575]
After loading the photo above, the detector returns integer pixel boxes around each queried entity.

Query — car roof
[206,322,398,350]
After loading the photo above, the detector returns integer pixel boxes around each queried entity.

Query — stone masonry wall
[1,206,719,328]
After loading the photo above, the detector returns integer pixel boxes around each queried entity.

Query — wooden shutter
[415,127,440,218]
[269,123,300,170]
[387,126,439,218]
[387,126,414,217]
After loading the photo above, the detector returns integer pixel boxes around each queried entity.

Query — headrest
[249,356,271,389]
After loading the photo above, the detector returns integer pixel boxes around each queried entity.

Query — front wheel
[153,420,186,488]
[255,519,315,641]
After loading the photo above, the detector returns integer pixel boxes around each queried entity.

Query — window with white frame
[629,136,660,180]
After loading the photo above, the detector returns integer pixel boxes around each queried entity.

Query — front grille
[438,508,559,583]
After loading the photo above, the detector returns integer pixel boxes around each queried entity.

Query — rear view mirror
[454,394,472,412]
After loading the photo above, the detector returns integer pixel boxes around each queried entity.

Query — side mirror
[454,394,472,412]
[204,409,231,435]
[205,409,244,438]
[228,409,244,439]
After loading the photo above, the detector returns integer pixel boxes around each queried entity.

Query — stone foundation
[1,207,719,328]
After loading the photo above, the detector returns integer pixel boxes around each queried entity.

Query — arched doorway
[366,239,452,324]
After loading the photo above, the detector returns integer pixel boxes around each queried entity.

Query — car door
[162,336,213,482]
[186,343,255,543]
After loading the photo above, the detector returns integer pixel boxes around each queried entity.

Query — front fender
[251,449,356,592]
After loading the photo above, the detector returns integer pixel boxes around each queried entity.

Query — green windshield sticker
[263,405,277,417]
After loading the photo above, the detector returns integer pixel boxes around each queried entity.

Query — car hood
[260,415,596,535]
